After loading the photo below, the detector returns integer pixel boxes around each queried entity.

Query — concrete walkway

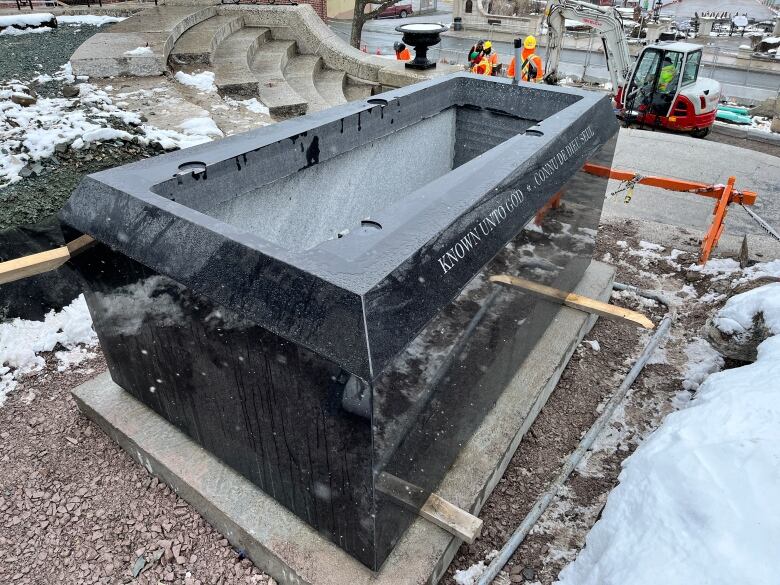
[604,128,780,238]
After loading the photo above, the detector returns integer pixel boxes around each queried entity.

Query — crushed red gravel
[0,350,272,585]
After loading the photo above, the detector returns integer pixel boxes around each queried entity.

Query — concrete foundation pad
[72,260,615,585]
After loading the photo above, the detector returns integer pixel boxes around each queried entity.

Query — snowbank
[713,282,780,337]
[174,70,217,93]
[0,13,54,28]
[557,285,780,585]
[0,295,97,406]
[57,14,126,26]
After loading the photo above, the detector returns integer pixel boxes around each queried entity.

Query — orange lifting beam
[582,163,758,264]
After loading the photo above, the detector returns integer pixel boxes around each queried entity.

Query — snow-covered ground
[0,295,97,406]
[556,282,780,585]
[0,64,228,186]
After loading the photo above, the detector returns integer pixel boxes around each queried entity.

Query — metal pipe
[513,37,522,83]
[476,283,675,585]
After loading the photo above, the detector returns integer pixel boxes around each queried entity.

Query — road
[605,128,780,239]
[331,16,780,91]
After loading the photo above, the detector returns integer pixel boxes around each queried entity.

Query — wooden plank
[376,472,483,544]
[66,234,95,255]
[489,274,655,330]
[0,247,71,286]
[0,235,95,287]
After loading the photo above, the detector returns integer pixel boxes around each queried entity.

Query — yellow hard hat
[524,35,537,50]
[483,40,492,50]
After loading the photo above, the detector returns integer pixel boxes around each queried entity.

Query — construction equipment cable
[476,283,676,585]
[740,205,780,242]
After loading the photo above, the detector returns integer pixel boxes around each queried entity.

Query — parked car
[375,3,413,18]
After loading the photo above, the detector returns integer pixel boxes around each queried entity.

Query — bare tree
[350,0,408,48]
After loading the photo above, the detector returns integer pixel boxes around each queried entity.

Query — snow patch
[583,340,601,352]
[453,550,499,585]
[0,26,53,36]
[57,14,126,26]
[178,116,223,138]
[124,46,153,56]
[0,295,97,406]
[174,70,217,93]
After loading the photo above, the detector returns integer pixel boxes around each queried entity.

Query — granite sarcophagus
[60,73,618,570]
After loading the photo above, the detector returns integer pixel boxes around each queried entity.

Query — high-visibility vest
[471,58,492,76]
[521,53,542,82]
[658,64,675,91]
[396,48,412,60]
[507,53,543,81]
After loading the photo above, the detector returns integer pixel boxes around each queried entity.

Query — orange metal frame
[582,163,757,264]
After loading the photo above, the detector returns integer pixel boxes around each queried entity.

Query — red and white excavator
[543,0,721,137]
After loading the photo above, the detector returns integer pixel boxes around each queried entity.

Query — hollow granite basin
[60,73,618,570]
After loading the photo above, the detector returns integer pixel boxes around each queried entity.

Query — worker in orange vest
[471,57,493,76]
[482,40,500,75]
[472,40,500,76]
[507,35,543,82]
[394,42,412,61]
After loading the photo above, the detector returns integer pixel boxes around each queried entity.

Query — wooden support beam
[376,472,483,544]
[489,274,655,330]
[0,235,95,287]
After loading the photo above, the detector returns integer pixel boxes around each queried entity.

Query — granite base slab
[71,260,615,585]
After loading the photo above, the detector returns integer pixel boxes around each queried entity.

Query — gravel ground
[0,349,275,585]
[0,216,750,585]
[0,24,161,230]
[0,25,103,84]
[0,136,159,231]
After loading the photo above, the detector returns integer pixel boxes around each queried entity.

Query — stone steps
[70,5,215,77]
[212,26,271,97]
[169,14,245,65]
[283,55,331,114]
[344,81,374,102]
[314,69,348,108]
[249,39,308,118]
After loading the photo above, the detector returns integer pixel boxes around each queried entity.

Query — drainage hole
[525,128,544,136]
[176,161,207,175]
[361,219,382,231]
[367,98,389,107]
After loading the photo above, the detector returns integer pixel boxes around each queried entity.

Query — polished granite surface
[62,74,618,569]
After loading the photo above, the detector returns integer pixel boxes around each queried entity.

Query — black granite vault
[60,73,618,570]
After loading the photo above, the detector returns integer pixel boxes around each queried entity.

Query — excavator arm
[543,0,633,91]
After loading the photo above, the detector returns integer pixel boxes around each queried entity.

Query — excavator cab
[620,43,720,137]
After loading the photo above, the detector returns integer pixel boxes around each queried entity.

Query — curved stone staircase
[70,4,444,120]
